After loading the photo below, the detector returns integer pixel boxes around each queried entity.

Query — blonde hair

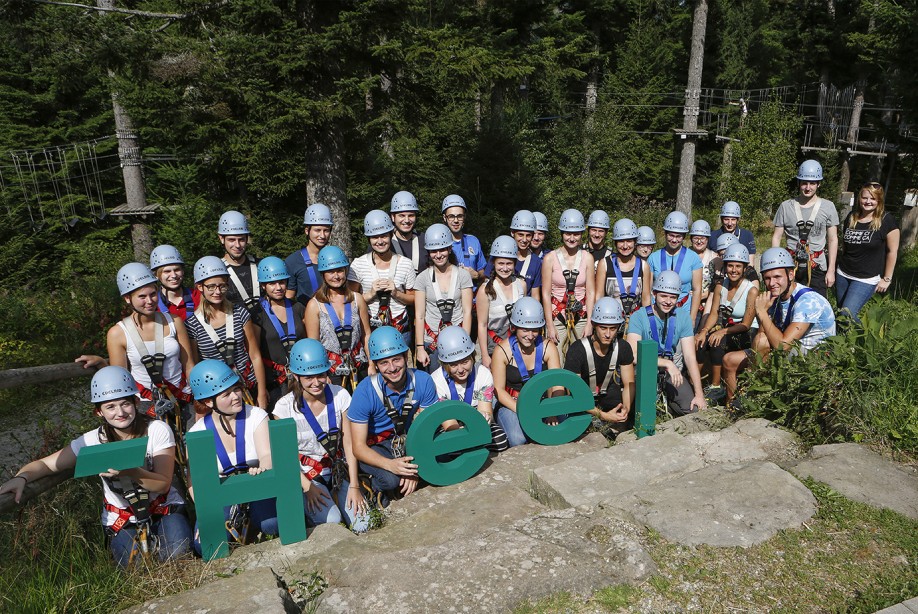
[196,276,232,323]
[850,184,885,232]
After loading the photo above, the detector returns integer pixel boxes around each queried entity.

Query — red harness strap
[376,308,408,333]
[488,329,504,346]
[424,321,462,351]
[676,294,690,308]
[504,386,520,400]
[298,454,332,482]
[104,494,171,533]
[550,295,586,322]
[327,348,362,372]
[366,429,394,447]
[263,358,288,387]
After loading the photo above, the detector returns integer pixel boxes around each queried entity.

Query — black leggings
[699,330,753,366]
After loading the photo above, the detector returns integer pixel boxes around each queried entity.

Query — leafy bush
[740,296,918,455]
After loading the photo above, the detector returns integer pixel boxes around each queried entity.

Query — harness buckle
[621,294,637,314]
[563,269,578,293]
[391,434,406,459]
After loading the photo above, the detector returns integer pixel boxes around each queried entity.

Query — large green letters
[405,400,491,486]
[187,417,306,560]
[633,340,658,438]
[515,369,593,445]
[74,437,149,477]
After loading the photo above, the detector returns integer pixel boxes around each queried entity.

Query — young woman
[348,210,416,346]
[415,223,474,373]
[272,339,370,532]
[694,244,760,404]
[306,246,372,391]
[596,218,652,329]
[187,360,277,551]
[431,326,508,452]
[0,367,191,568]
[476,235,527,368]
[689,219,719,330]
[635,226,656,259]
[185,256,269,410]
[491,296,562,447]
[835,182,900,323]
[150,244,200,320]
[107,262,195,422]
[531,211,550,259]
[649,211,703,324]
[541,209,595,359]
[252,256,306,411]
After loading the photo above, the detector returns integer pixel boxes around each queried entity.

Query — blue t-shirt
[348,370,439,435]
[773,285,836,354]
[648,247,703,306]
[484,252,542,293]
[628,305,693,370]
[710,228,757,255]
[451,234,487,273]
[285,248,321,304]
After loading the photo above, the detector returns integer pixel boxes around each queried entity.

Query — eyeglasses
[203,283,229,293]
[445,214,465,221]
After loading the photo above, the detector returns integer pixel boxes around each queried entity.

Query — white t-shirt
[430,363,495,408]
[119,317,189,393]
[70,420,183,527]
[414,265,473,343]
[273,385,351,477]
[348,253,417,322]
[188,405,268,475]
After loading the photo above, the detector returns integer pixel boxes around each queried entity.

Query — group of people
[0,160,900,568]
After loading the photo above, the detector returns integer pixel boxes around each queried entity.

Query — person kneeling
[347,326,439,507]
[627,271,707,416]
[564,297,635,436]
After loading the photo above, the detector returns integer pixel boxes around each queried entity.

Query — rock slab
[791,443,918,519]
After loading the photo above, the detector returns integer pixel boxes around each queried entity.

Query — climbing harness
[791,201,824,286]
[223,256,260,312]
[370,254,407,332]
[298,248,321,297]
[392,232,421,273]
[204,411,253,545]
[297,388,347,488]
[424,266,459,351]
[195,307,255,405]
[505,335,543,400]
[550,250,585,355]
[370,372,416,458]
[580,337,621,403]
[324,300,360,391]
[259,297,297,388]
[158,288,195,320]
[769,286,813,331]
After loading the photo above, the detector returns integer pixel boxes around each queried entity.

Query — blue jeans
[834,275,876,324]
[305,476,370,533]
[422,344,442,373]
[192,498,278,556]
[110,511,192,569]
[357,439,401,506]
[496,405,529,448]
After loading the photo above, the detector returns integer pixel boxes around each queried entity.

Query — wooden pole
[0,362,98,389]
[0,470,75,515]
[675,0,708,216]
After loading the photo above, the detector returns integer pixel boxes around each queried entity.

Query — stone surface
[874,597,918,614]
[603,462,818,547]
[215,522,356,574]
[530,432,706,509]
[296,508,654,614]
[615,409,727,443]
[791,443,918,519]
[120,567,298,614]
[686,418,801,465]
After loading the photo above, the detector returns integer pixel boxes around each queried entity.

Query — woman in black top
[835,183,900,323]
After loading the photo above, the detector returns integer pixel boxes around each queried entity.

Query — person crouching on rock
[187,360,278,552]
[346,326,439,507]
[0,367,191,568]
[272,339,370,532]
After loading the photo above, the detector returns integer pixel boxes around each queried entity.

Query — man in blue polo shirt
[348,326,439,505]
[442,194,486,288]
[649,211,704,323]
[285,203,332,305]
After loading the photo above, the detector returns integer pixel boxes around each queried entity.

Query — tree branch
[25,0,186,19]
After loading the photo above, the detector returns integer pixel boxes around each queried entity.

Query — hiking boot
[704,384,726,403]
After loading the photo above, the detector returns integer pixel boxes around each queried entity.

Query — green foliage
[740,296,918,454]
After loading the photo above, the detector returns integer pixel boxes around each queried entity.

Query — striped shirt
[186,303,256,386]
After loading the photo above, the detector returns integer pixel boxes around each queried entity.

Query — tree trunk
[839,82,865,194]
[675,0,708,216]
[306,123,351,257]
[583,64,599,177]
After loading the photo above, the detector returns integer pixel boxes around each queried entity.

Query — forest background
[1,0,917,369]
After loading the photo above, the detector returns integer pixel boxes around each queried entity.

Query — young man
[585,210,612,267]
[285,203,333,305]
[442,194,486,288]
[626,270,707,416]
[772,160,839,297]
[710,201,757,268]
[564,297,635,434]
[347,326,438,505]
[531,211,550,259]
[721,247,836,406]
[648,211,704,324]
[389,190,429,274]
[218,210,260,314]
[485,209,542,297]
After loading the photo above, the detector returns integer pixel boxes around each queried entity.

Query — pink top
[550,249,588,302]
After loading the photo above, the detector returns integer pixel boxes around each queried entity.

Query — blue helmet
[390,191,419,213]
[441,194,467,212]
[612,218,639,241]
[368,326,409,361]
[663,211,690,234]
[194,256,229,284]
[591,297,625,325]
[90,366,137,404]
[317,246,350,272]
[364,209,395,237]
[257,256,289,283]
[715,233,738,252]
[490,235,518,260]
[558,209,586,232]
[510,296,546,329]
[533,212,549,232]
[587,210,610,229]
[117,262,157,296]
[304,203,333,226]
[797,159,824,182]
[189,360,240,401]
[436,327,476,363]
[510,210,537,232]
[218,210,250,235]
[690,220,711,237]
[288,339,331,376]
[149,245,184,270]
[424,223,453,250]
[636,226,657,246]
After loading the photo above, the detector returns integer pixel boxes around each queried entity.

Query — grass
[512,479,918,613]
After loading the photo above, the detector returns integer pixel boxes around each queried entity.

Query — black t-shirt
[392,232,430,274]
[225,256,260,313]
[839,212,898,279]
[563,337,634,410]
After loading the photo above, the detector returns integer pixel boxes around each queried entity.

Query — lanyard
[204,410,247,476]
[158,288,194,318]
[646,306,676,357]
[445,367,476,405]
[658,247,687,273]
[612,255,640,298]
[770,287,812,330]
[298,387,338,444]
[509,335,544,383]
[259,298,297,344]
[299,248,321,295]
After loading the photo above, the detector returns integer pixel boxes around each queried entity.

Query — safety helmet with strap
[390,191,419,213]
[591,297,625,325]
[368,325,409,361]
[587,210,610,229]
[612,218,639,241]
[796,159,824,181]
[558,209,586,232]
[149,245,184,270]
[424,223,452,250]
[509,296,546,329]
[760,247,796,272]
[289,338,331,376]
[189,359,240,401]
[436,326,476,363]
[722,244,750,264]
[441,194,466,212]
[652,270,682,295]
[510,210,537,232]
[317,246,350,272]
[364,209,395,237]
[304,203,333,226]
[257,256,289,283]
[91,366,138,403]
[218,210,250,235]
[715,233,738,252]
[194,256,229,284]
[636,226,657,245]
[690,220,711,237]
[490,235,518,260]
[720,201,742,218]
[663,211,690,234]
[117,263,157,296]
[533,211,549,232]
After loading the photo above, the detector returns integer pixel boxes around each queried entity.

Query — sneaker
[704,384,726,402]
